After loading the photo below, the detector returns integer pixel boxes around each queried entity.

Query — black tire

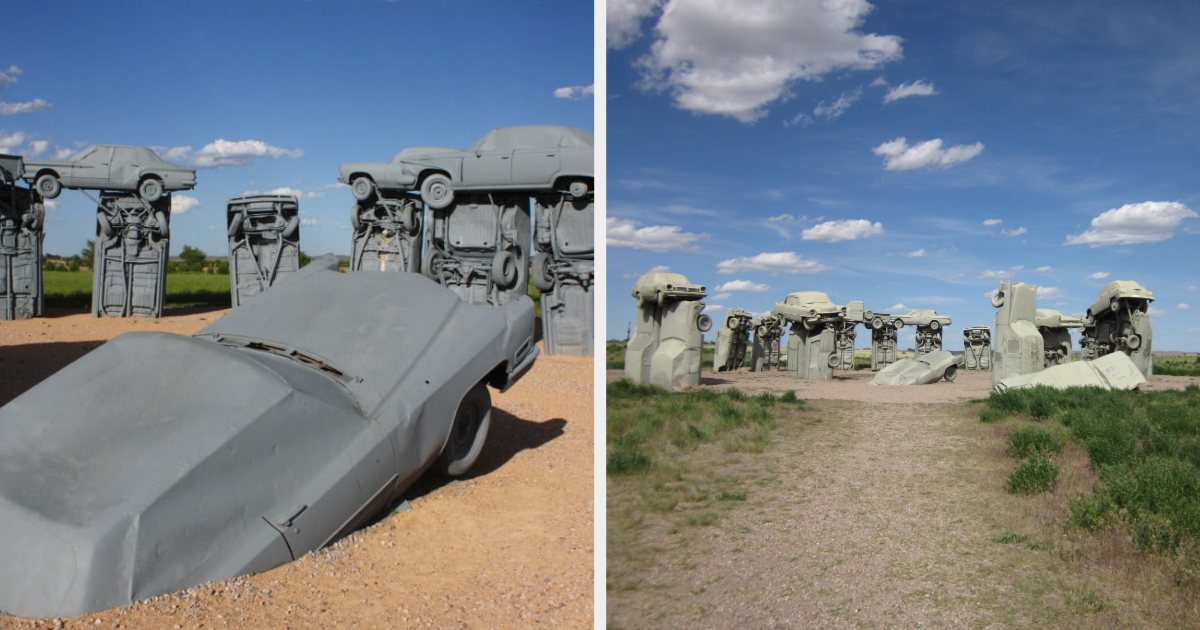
[944,365,957,382]
[492,249,518,289]
[228,212,245,238]
[351,176,376,202]
[420,173,454,209]
[350,204,363,232]
[35,173,61,199]
[436,382,492,477]
[697,313,713,332]
[991,292,1005,308]
[138,177,164,202]
[827,354,840,369]
[531,251,555,292]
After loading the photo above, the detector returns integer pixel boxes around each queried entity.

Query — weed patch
[1006,456,1059,494]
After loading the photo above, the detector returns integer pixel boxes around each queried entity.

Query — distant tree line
[43,240,313,274]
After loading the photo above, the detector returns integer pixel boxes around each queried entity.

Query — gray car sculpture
[713,308,753,372]
[625,272,710,390]
[1080,280,1154,377]
[871,350,961,386]
[1035,309,1085,368]
[962,326,992,371]
[338,126,593,210]
[773,291,844,380]
[22,145,196,202]
[0,261,538,618]
[0,154,44,320]
[227,194,302,307]
[750,314,784,372]
[531,193,593,356]
[991,280,1043,386]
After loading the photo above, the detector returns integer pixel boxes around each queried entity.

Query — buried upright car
[0,261,538,618]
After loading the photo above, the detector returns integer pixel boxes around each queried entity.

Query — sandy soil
[0,307,593,629]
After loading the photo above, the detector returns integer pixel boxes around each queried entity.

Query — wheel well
[418,169,450,185]
[349,172,373,183]
[35,168,59,180]
[484,362,509,390]
[139,173,163,184]
[554,175,593,190]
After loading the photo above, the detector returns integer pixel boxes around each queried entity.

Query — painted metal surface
[92,193,172,318]
[22,145,195,201]
[750,314,784,372]
[962,326,992,371]
[994,351,1145,393]
[713,308,753,372]
[624,272,708,390]
[227,195,301,307]
[422,193,530,307]
[991,280,1044,387]
[870,350,961,385]
[534,193,593,356]
[1035,309,1085,368]
[870,324,898,371]
[0,157,43,320]
[0,263,538,618]
[350,196,423,274]
[1080,281,1154,377]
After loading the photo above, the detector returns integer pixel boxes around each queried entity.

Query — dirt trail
[1,308,593,629]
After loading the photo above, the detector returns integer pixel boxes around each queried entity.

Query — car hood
[871,351,958,385]
[0,331,373,617]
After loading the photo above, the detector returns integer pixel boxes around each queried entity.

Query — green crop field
[43,271,231,308]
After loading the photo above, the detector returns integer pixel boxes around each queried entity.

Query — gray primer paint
[350,196,423,274]
[534,193,594,356]
[962,326,992,371]
[870,350,961,385]
[713,308,753,372]
[0,156,43,320]
[1080,280,1154,378]
[422,193,531,307]
[92,193,172,318]
[773,291,843,380]
[870,323,898,371]
[750,314,784,372]
[1035,309,1085,369]
[227,195,301,307]
[994,351,1145,393]
[991,280,1043,387]
[0,263,538,618]
[624,273,708,390]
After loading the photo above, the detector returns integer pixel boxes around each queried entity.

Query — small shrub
[1007,426,1066,458]
[978,406,1009,423]
[755,391,777,406]
[607,447,652,475]
[724,387,745,401]
[716,491,747,501]
[608,379,665,400]
[1069,493,1113,531]
[994,532,1029,544]
[1006,456,1059,494]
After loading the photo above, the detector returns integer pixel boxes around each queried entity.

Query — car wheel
[991,291,1005,308]
[420,173,454,210]
[944,365,957,382]
[871,315,885,330]
[401,203,420,235]
[531,251,555,292]
[436,382,492,477]
[827,353,840,369]
[697,314,713,332]
[756,325,767,337]
[228,211,245,238]
[568,180,589,198]
[930,320,941,331]
[492,249,519,289]
[35,173,61,199]
[351,176,377,202]
[138,178,164,202]
[634,291,645,307]
[893,319,904,329]
[350,204,364,232]
[154,211,170,238]
[282,214,300,240]
[656,290,665,308]
[1126,333,1141,350]
[98,211,116,238]
[803,317,816,331]
[1110,297,1121,314]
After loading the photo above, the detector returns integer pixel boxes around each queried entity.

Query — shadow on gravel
[0,340,105,405]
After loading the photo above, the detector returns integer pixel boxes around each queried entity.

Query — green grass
[1155,355,1200,377]
[980,384,1200,551]
[1007,426,1067,458]
[43,271,231,308]
[1006,456,1060,494]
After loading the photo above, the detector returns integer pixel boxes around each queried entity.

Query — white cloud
[1037,286,1063,299]
[243,186,325,200]
[647,265,671,274]
[712,292,732,300]
[1001,226,1027,237]
[1188,286,1197,290]
[170,195,200,215]
[0,65,21,88]
[1086,272,1111,280]
[888,303,906,311]
[1036,266,1053,273]
[801,218,883,242]
[984,289,999,299]
[870,76,888,87]
[1148,307,1166,317]
[161,138,304,169]
[0,99,51,115]
[701,304,724,314]
[606,217,710,252]
[764,213,795,237]
[872,137,984,171]
[1178,303,1191,309]
[883,80,937,103]
[300,218,321,227]
[24,139,48,156]
[553,84,595,100]
[1065,201,1198,246]
[905,249,926,257]
[635,0,902,122]
[607,0,664,49]
[53,147,73,159]
[978,265,1023,279]
[983,219,1001,226]
[813,88,861,120]
[0,131,24,153]
[716,251,830,275]
[714,279,770,293]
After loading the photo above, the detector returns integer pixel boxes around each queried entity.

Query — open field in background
[43,271,232,309]
[606,370,1200,628]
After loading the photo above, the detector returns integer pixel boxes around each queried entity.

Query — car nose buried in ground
[0,261,538,618]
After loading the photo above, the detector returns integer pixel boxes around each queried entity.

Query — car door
[461,130,512,188]
[71,146,113,188]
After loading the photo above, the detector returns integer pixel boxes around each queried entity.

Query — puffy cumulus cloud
[1086,271,1111,280]
[714,279,770,293]
[0,99,51,115]
[1148,307,1166,317]
[24,139,49,156]
[888,303,906,311]
[606,217,710,252]
[1065,201,1198,246]
[170,195,200,215]
[0,130,24,152]
[608,0,664,49]
[161,139,304,169]
[1037,286,1063,299]
[717,251,830,275]
[801,218,883,242]
[712,292,732,300]
[872,137,984,171]
[1001,226,1027,237]
[983,219,1001,226]
[701,303,724,314]
[636,0,902,122]
[1036,266,1054,273]
[883,79,937,103]
[553,84,594,100]
[1177,303,1191,309]
[813,89,861,120]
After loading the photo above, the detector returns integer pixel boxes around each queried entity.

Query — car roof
[471,126,593,152]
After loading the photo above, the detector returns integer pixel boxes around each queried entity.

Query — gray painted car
[21,145,196,202]
[0,261,538,618]
[870,350,962,385]
[338,126,594,209]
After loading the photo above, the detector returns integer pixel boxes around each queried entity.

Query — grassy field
[1155,355,1200,377]
[43,271,231,308]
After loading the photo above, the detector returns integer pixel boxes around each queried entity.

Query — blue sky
[1,0,592,259]
[605,0,1200,351]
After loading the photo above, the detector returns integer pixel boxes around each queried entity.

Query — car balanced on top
[21,145,196,202]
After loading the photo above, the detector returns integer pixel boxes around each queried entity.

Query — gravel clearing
[1,308,593,629]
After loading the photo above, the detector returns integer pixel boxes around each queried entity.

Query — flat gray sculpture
[774,291,843,380]
[422,193,530,307]
[0,155,44,320]
[990,280,1043,387]
[713,308,753,372]
[870,350,961,385]
[22,145,196,202]
[227,195,301,307]
[994,351,1144,393]
[750,314,784,372]
[0,260,538,618]
[93,193,172,318]
[338,126,593,210]
[962,326,992,371]
[870,321,898,371]
[1035,309,1085,368]
[1080,281,1154,377]
[350,196,423,274]
[532,193,594,356]
[624,273,710,390]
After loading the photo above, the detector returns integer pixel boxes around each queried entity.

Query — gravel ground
[0,307,594,629]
